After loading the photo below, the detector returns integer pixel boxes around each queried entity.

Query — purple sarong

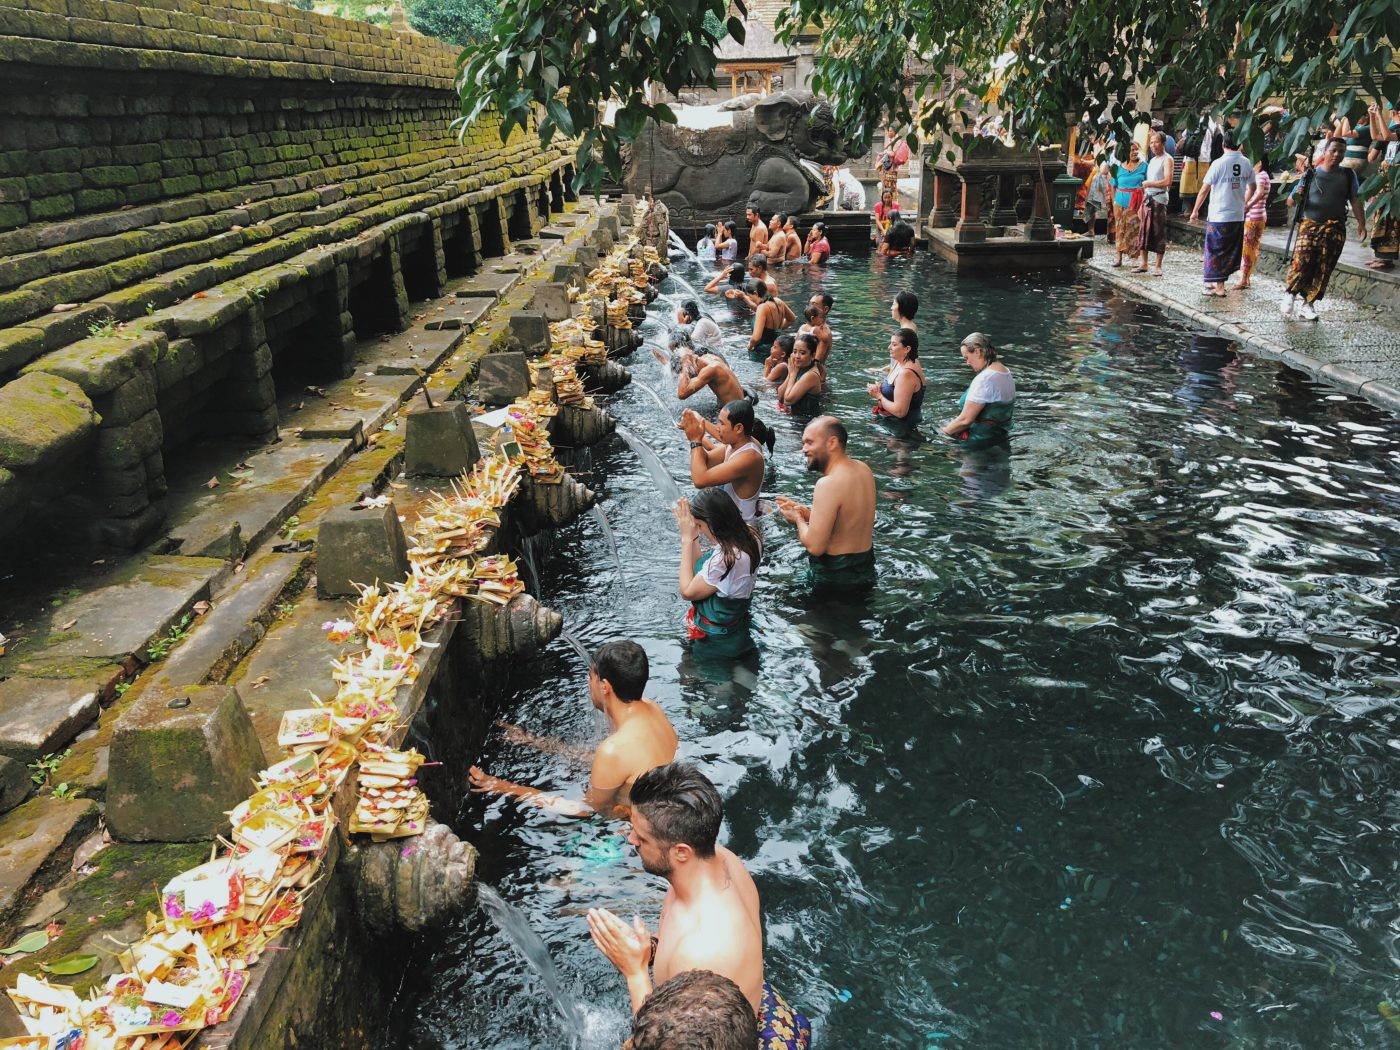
[1203,221,1244,283]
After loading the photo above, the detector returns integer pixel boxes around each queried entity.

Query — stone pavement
[1086,237,1400,415]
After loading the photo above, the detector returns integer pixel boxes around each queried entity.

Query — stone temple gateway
[0,0,575,551]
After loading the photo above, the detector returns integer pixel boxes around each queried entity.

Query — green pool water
[392,252,1400,1048]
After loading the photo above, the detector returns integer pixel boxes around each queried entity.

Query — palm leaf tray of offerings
[504,403,564,483]
[350,744,429,841]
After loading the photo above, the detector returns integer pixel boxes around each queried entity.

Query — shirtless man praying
[775,415,876,590]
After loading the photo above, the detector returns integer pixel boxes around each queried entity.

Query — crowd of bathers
[468,204,1022,1048]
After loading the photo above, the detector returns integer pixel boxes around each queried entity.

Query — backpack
[1180,117,1208,160]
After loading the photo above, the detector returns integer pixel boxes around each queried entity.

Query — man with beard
[774,415,876,590]
[587,762,811,1049]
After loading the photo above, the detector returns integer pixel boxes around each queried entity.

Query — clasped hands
[774,495,809,526]
[678,408,707,443]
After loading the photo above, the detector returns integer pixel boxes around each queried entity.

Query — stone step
[0,678,102,766]
[455,271,520,299]
[285,374,421,441]
[0,796,99,929]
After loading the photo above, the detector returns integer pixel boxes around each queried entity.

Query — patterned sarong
[1285,218,1347,303]
[1114,207,1141,254]
[1240,218,1267,277]
[1372,214,1400,262]
[759,982,812,1050]
[1137,199,1168,255]
[1203,220,1244,282]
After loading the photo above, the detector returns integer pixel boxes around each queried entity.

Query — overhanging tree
[456,0,1400,217]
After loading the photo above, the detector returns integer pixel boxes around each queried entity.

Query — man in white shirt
[1188,130,1254,296]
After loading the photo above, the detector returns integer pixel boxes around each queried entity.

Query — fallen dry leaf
[205,477,219,489]
[233,562,245,574]
[250,675,271,689]
[57,619,77,631]
[52,303,80,313]
[192,292,208,299]
[192,601,211,616]
[91,559,105,566]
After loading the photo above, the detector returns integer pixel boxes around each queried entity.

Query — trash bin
[1051,173,1082,230]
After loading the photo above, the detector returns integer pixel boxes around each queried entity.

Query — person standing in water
[775,333,824,418]
[587,762,811,1048]
[674,489,762,644]
[890,290,918,333]
[941,331,1015,450]
[628,970,758,1050]
[868,327,926,437]
[468,641,677,819]
[680,399,773,523]
[775,416,876,590]
[674,344,752,409]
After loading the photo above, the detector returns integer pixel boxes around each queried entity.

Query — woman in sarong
[674,489,761,645]
[1282,138,1367,321]
[1110,142,1146,266]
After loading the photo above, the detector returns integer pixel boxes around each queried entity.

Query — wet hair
[772,333,795,359]
[720,220,736,235]
[776,212,790,226]
[722,398,775,454]
[894,291,918,320]
[630,762,722,857]
[703,223,716,239]
[726,264,746,286]
[689,488,761,580]
[679,299,702,323]
[751,280,770,301]
[794,332,818,356]
[808,414,848,450]
[631,970,757,1050]
[961,331,997,362]
[812,221,826,233]
[748,253,769,272]
[894,327,919,359]
[590,640,648,701]
[811,292,833,312]
[804,303,822,324]
[669,330,695,353]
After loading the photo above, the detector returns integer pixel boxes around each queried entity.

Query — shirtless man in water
[675,346,751,408]
[468,641,676,819]
[745,205,769,256]
[588,762,811,1047]
[775,415,876,589]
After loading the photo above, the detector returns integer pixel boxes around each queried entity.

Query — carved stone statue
[622,91,851,223]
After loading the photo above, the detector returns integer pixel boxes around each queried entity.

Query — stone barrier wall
[0,0,574,549]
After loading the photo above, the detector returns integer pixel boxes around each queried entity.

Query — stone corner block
[0,678,102,764]
[507,312,550,355]
[404,401,482,477]
[107,684,266,842]
[316,502,410,598]
[0,371,97,471]
[476,352,531,406]
[532,283,572,322]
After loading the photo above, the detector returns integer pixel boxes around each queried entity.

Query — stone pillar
[493,196,514,256]
[990,174,1021,230]
[404,402,481,476]
[317,502,411,597]
[928,170,958,228]
[1022,173,1055,241]
[385,243,412,332]
[955,175,988,243]
[427,218,449,296]
[330,262,358,370]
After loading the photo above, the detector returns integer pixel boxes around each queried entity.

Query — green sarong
[806,549,875,591]
[952,390,1013,451]
[685,550,752,640]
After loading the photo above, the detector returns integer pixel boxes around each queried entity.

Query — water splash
[559,628,592,668]
[632,380,676,425]
[589,504,627,601]
[665,272,700,299]
[476,884,587,1047]
[667,230,698,265]
[616,424,682,504]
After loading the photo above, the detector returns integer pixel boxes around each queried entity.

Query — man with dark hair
[775,415,876,590]
[1189,129,1253,296]
[628,970,757,1050]
[745,205,769,254]
[469,641,676,818]
[676,299,723,347]
[588,762,811,1048]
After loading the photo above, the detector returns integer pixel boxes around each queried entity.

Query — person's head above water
[589,640,648,702]
[959,331,998,365]
[726,264,746,286]
[893,290,918,321]
[630,970,758,1050]
[747,253,769,275]
[809,292,833,316]
[891,327,918,360]
[703,223,716,240]
[800,415,849,473]
[772,333,795,360]
[629,762,723,872]
[689,488,760,564]
[720,398,775,453]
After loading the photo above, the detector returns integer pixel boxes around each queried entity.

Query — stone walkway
[1086,237,1400,414]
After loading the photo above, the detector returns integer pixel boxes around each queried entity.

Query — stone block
[316,501,410,598]
[404,401,481,477]
[0,678,102,763]
[0,797,98,924]
[572,243,598,270]
[0,756,27,815]
[27,332,164,398]
[507,312,549,355]
[107,685,267,843]
[593,227,615,254]
[476,351,531,406]
[599,213,621,239]
[550,262,581,285]
[532,283,571,322]
[0,372,97,470]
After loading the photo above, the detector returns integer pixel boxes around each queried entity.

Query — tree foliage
[458,0,1400,213]
[407,0,494,47]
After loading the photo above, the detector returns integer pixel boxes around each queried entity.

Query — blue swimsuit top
[880,366,926,418]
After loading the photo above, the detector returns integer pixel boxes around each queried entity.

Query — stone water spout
[582,359,632,393]
[509,473,597,536]
[552,404,617,449]
[457,592,563,665]
[345,818,478,935]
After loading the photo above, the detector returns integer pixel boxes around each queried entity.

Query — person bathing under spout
[588,762,811,1049]
[468,641,677,820]
[775,416,877,592]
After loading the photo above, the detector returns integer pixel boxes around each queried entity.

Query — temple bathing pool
[389,252,1400,1048]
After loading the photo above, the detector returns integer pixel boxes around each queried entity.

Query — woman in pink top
[1235,158,1271,290]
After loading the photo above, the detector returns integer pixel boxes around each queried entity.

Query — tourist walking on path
[775,334,824,417]
[1235,158,1272,290]
[1365,102,1399,271]
[468,641,677,820]
[674,489,762,644]
[680,400,772,523]
[868,327,926,437]
[775,416,876,590]
[1189,130,1254,296]
[1110,142,1147,266]
[1281,137,1367,320]
[587,762,811,1050]
[1135,132,1174,274]
[941,332,1015,451]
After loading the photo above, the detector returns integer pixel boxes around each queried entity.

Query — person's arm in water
[467,738,629,819]
[489,720,591,767]
[942,396,987,436]
[746,303,769,353]
[776,480,837,555]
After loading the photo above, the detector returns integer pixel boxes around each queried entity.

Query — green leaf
[726,15,745,45]
[0,931,49,955]
[547,98,575,136]
[40,953,98,976]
